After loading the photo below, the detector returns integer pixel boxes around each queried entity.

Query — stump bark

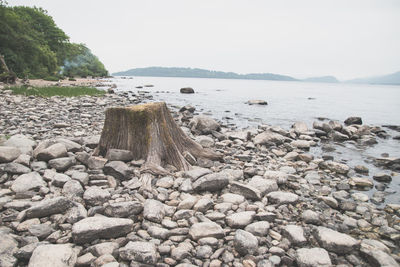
[96,102,222,190]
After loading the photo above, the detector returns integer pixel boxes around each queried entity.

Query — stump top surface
[125,102,166,112]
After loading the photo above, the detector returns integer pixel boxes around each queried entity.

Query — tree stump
[96,102,222,191]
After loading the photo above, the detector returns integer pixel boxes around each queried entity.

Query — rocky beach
[0,83,399,267]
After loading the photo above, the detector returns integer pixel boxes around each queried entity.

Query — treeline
[0,2,108,79]
[114,67,298,81]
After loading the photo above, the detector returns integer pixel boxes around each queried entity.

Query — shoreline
[0,88,399,266]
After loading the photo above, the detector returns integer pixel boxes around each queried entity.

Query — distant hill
[303,76,339,83]
[346,71,400,85]
[113,67,298,81]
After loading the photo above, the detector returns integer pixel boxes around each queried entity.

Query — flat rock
[104,201,143,217]
[189,222,225,240]
[48,157,76,171]
[263,170,288,185]
[220,193,245,204]
[11,172,46,193]
[291,140,311,150]
[254,131,285,146]
[72,216,133,244]
[282,225,307,245]
[28,244,78,267]
[248,176,278,195]
[183,167,212,181]
[324,161,350,175]
[314,226,359,254]
[226,211,255,228]
[4,134,35,155]
[234,229,258,256]
[230,181,261,200]
[0,146,21,163]
[143,199,165,223]
[3,162,31,174]
[246,100,268,105]
[360,246,399,267]
[296,247,332,267]
[244,221,270,236]
[190,116,220,135]
[103,161,130,180]
[83,186,111,206]
[192,172,229,192]
[267,191,299,204]
[120,241,157,264]
[25,196,73,219]
[105,149,133,162]
[36,143,68,161]
[348,177,374,188]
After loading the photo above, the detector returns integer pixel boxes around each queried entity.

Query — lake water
[110,76,400,205]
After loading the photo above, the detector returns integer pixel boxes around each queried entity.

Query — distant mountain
[303,76,339,83]
[346,71,400,85]
[113,67,298,81]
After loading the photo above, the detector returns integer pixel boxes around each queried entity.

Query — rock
[267,191,299,204]
[221,193,245,204]
[11,172,46,193]
[226,211,255,228]
[119,241,157,264]
[177,195,198,210]
[195,135,215,148]
[292,122,309,134]
[143,199,165,223]
[25,196,73,219]
[282,225,307,245]
[4,134,35,155]
[52,173,71,187]
[373,173,392,183]
[254,131,285,146]
[48,157,76,171]
[183,167,212,181]
[246,100,268,105]
[354,165,369,174]
[0,146,21,163]
[105,149,133,162]
[230,181,261,200]
[244,221,270,236]
[301,210,320,225]
[104,201,143,217]
[189,222,225,240]
[348,177,374,188]
[192,173,229,192]
[72,216,133,244]
[180,87,194,94]
[291,140,311,150]
[344,116,362,125]
[360,247,399,267]
[156,176,174,188]
[248,176,278,195]
[28,244,78,267]
[295,247,331,267]
[314,226,359,254]
[103,161,130,180]
[83,135,100,149]
[179,105,196,113]
[264,171,288,185]
[88,156,107,170]
[234,229,258,256]
[55,138,81,153]
[36,143,68,161]
[3,162,31,174]
[28,224,53,239]
[62,180,84,198]
[190,116,220,134]
[331,131,349,142]
[83,186,111,206]
[323,161,350,175]
[0,232,18,267]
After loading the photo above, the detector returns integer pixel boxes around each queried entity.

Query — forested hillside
[0,2,108,79]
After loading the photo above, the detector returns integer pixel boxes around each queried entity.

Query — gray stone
[234,229,258,256]
[0,232,18,267]
[177,195,198,210]
[62,180,84,198]
[4,134,35,155]
[14,154,31,166]
[331,131,349,142]
[72,216,133,244]
[105,149,134,162]
[119,241,157,264]
[196,135,215,148]
[88,156,107,170]
[156,176,174,188]
[301,210,320,225]
[244,221,270,236]
[230,181,261,200]
[254,131,285,146]
[263,171,288,185]
[25,196,73,219]
[83,135,100,149]
[28,244,77,267]
[282,225,307,245]
[104,201,143,217]
[226,211,255,228]
[373,173,392,183]
[196,245,213,259]
[83,186,111,206]
[246,100,268,105]
[192,172,229,192]
[55,138,81,153]
[190,116,220,134]
[314,226,359,254]
[28,224,53,239]
[52,173,71,187]
[267,191,299,204]
[48,157,76,171]
[36,143,68,161]
[221,193,245,204]
[248,176,278,195]
[143,199,165,223]
[0,146,21,163]
[324,161,350,175]
[344,116,362,125]
[360,246,399,267]
[189,222,225,240]
[87,242,119,257]
[183,167,212,181]
[11,172,46,193]
[291,140,311,150]
[180,87,194,94]
[3,162,31,174]
[296,247,332,267]
[103,161,130,180]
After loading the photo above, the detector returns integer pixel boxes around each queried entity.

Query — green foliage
[8,85,106,97]
[0,5,108,78]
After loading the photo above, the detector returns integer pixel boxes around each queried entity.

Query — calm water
[111,76,400,205]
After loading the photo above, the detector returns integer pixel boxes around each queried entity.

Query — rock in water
[246,100,268,105]
[72,217,133,244]
[180,87,194,94]
[296,247,331,267]
[28,244,78,267]
[344,116,362,125]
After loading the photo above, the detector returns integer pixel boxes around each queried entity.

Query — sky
[10,0,400,80]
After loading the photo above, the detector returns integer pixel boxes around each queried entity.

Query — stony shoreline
[0,87,399,267]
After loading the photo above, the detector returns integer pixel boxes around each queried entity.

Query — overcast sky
[11,0,400,80]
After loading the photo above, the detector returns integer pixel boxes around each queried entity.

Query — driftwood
[0,53,16,84]
[96,102,222,191]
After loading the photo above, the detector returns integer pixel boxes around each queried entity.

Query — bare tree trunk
[96,102,222,191]
[0,53,10,73]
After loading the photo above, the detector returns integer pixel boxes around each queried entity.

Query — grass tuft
[7,85,106,97]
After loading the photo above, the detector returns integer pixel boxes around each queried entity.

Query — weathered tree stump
[96,102,222,191]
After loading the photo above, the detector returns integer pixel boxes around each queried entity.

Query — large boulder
[72,217,133,244]
[4,134,36,155]
[190,116,220,134]
[28,244,78,267]
[254,130,286,146]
